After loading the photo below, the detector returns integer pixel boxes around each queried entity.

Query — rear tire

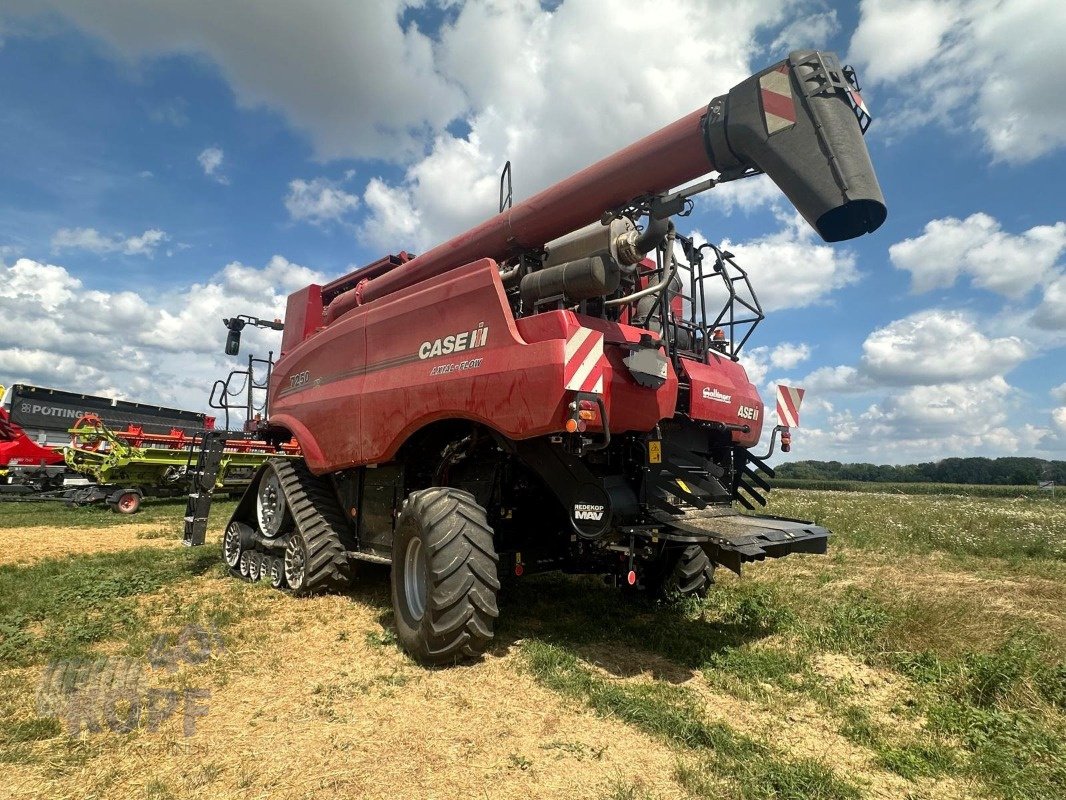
[391,487,500,666]
[645,544,716,601]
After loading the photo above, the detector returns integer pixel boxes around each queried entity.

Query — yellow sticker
[676,479,691,494]
[648,441,662,463]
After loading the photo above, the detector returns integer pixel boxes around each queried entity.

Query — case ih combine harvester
[0,383,295,511]
[185,50,887,665]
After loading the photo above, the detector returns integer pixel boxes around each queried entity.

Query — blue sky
[0,0,1064,464]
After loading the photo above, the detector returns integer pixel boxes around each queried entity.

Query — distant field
[1,489,1063,799]
[773,478,1065,500]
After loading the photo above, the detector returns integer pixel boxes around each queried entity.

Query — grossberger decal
[418,322,489,360]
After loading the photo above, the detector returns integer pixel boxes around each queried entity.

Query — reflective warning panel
[759,65,796,135]
[776,385,805,428]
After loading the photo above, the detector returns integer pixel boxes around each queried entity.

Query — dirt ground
[3,498,1063,800]
[0,523,178,566]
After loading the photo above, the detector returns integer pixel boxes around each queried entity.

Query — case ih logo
[573,503,605,521]
[701,387,732,404]
[418,323,489,360]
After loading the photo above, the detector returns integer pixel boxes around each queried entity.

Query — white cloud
[797,375,1051,462]
[889,213,1066,297]
[360,0,792,251]
[51,227,169,257]
[770,8,840,53]
[743,342,812,387]
[769,342,811,369]
[1053,407,1066,435]
[0,255,322,413]
[1032,274,1066,330]
[197,146,227,183]
[703,174,782,216]
[8,0,468,162]
[718,218,860,313]
[1052,383,1066,404]
[849,0,1066,163]
[285,177,360,227]
[801,365,867,394]
[860,309,1028,385]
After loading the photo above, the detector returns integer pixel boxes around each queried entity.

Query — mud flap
[649,507,828,574]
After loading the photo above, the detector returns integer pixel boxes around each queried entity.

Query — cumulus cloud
[770,8,839,53]
[285,177,360,227]
[5,0,467,162]
[1032,274,1066,330]
[717,217,860,313]
[849,0,1066,163]
[861,309,1028,385]
[798,375,1051,461]
[197,146,227,183]
[788,307,1060,459]
[0,255,322,413]
[742,341,812,387]
[889,213,1066,297]
[51,227,169,257]
[360,0,792,251]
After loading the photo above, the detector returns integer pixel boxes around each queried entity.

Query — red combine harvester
[185,51,886,664]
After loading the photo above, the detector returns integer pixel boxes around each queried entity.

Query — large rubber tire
[275,460,354,596]
[391,488,500,666]
[256,463,294,538]
[645,544,716,601]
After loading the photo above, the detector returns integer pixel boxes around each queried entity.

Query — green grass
[498,484,1066,800]
[0,497,238,530]
[773,479,1066,500]
[0,546,221,667]
[763,489,1066,561]
[522,639,860,800]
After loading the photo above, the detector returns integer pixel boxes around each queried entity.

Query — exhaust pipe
[703,50,886,242]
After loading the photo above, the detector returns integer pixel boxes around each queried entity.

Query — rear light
[780,428,792,453]
[568,398,598,432]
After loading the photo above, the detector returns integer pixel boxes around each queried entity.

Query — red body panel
[681,357,764,447]
[269,256,767,473]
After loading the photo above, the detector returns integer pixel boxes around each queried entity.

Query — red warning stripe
[761,88,796,123]
[564,328,605,394]
[759,64,796,135]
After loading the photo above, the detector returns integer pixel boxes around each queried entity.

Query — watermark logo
[35,624,223,737]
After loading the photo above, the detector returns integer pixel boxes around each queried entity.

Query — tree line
[776,457,1065,486]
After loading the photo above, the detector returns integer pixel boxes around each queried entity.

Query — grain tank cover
[703,50,886,242]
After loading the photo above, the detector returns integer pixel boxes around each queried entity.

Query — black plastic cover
[703,50,886,242]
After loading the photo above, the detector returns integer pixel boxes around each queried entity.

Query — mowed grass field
[0,489,1064,800]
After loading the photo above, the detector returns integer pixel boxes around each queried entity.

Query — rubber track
[271,458,355,594]
[404,488,500,661]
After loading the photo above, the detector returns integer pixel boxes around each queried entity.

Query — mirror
[225,328,242,356]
